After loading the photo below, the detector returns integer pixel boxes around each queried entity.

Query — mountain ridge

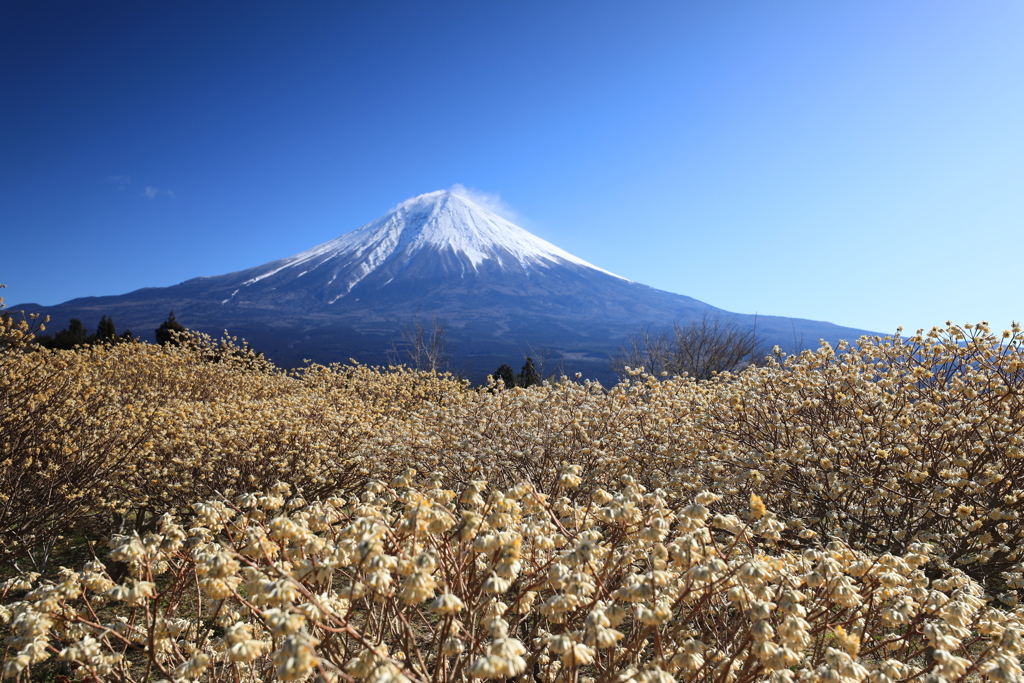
[14,190,876,383]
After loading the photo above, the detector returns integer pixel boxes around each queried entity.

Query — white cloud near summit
[447,184,519,223]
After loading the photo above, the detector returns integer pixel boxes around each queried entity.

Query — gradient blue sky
[3,1,1023,335]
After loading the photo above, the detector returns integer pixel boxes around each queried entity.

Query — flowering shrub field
[2,301,1024,681]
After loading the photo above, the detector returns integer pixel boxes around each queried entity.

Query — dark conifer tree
[517,357,541,388]
[492,364,516,390]
[95,315,117,342]
[65,318,89,345]
[155,311,187,346]
[40,318,91,349]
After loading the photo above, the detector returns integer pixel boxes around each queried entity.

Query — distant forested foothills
[3,287,1024,682]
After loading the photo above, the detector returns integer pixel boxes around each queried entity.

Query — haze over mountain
[16,191,873,382]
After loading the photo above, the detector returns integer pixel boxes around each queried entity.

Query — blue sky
[3,1,1023,335]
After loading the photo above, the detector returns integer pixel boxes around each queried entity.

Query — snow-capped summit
[374,190,619,273]
[236,190,624,303]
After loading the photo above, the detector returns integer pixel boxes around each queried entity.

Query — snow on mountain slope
[238,190,627,300]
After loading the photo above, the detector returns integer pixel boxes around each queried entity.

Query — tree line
[490,357,542,389]
[36,308,774,385]
[35,311,186,350]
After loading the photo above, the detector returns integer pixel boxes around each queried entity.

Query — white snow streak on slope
[241,190,628,290]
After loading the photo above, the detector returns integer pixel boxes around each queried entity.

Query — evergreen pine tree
[41,318,91,349]
[96,315,117,342]
[517,357,541,388]
[492,364,516,390]
[155,311,186,346]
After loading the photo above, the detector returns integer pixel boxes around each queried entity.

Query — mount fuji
[16,190,871,382]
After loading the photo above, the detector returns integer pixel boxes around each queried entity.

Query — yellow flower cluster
[683,322,1024,591]
[3,292,1024,680]
[0,286,47,352]
[0,333,458,565]
[3,476,1021,683]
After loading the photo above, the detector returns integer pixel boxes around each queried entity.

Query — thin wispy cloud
[105,175,131,190]
[105,176,175,199]
[142,186,175,199]
[448,184,520,222]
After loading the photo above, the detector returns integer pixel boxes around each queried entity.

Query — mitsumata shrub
[2,313,1024,682]
[4,477,1023,683]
